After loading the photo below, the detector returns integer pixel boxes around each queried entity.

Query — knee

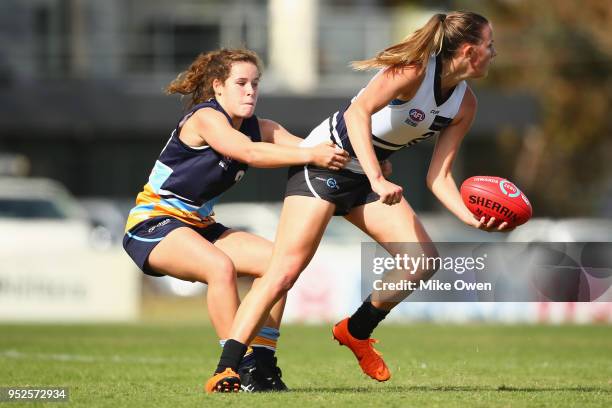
[274,272,299,293]
[254,247,311,299]
[202,257,237,286]
[268,260,303,294]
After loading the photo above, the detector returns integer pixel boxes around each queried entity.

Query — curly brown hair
[165,48,262,109]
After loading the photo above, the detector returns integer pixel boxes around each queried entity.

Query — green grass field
[1,323,611,407]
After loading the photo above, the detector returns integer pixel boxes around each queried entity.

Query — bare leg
[147,227,239,338]
[329,198,437,382]
[213,230,286,329]
[345,197,437,310]
[228,196,336,344]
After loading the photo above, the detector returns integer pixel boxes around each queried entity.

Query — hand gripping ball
[460,176,532,228]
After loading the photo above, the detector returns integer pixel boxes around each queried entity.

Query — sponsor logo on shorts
[326,177,340,189]
[234,170,245,182]
[148,218,171,233]
[314,176,340,190]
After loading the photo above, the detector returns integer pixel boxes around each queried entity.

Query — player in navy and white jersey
[301,53,466,170]
[122,48,348,393]
[207,12,514,392]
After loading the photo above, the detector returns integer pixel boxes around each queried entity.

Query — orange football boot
[332,317,391,382]
[204,368,241,393]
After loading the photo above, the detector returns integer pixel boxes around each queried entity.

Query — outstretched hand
[310,141,349,170]
[469,216,515,233]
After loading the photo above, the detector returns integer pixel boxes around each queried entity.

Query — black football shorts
[285,165,379,216]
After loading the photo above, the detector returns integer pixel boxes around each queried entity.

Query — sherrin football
[460,176,532,228]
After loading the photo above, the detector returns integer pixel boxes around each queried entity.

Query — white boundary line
[0,349,199,365]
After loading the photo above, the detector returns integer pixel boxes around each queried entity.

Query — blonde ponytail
[352,11,489,71]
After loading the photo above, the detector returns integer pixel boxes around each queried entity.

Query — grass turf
[1,323,611,407]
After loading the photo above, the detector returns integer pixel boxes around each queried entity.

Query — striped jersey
[301,55,467,173]
[125,99,260,231]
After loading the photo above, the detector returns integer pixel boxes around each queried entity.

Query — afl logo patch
[409,109,425,122]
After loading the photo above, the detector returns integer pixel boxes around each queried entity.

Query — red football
[460,176,532,228]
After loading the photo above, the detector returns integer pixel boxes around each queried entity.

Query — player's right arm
[189,108,348,170]
[427,88,509,232]
[343,66,422,205]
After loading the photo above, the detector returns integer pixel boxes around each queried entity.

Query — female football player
[206,11,515,392]
[122,48,348,392]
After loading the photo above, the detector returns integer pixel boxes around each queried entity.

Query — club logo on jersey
[499,180,521,198]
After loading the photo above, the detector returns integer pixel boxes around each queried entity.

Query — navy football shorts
[285,165,379,216]
[123,216,229,277]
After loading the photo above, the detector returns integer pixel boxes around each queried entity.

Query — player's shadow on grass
[292,385,611,393]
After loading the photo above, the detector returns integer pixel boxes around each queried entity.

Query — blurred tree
[458,0,612,216]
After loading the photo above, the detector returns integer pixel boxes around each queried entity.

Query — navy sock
[347,300,390,340]
[252,346,275,362]
[216,339,247,373]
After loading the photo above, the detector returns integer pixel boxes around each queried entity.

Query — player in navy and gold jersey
[123,49,348,393]
[208,12,514,392]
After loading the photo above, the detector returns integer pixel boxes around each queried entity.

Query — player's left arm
[258,118,304,147]
[426,88,508,231]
